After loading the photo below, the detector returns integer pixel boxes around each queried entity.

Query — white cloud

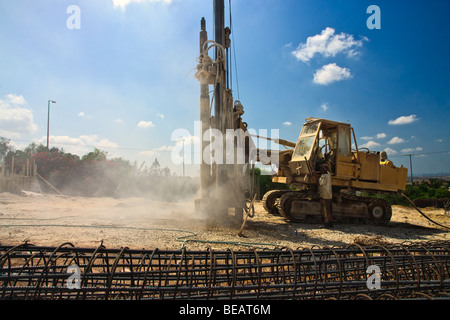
[401,147,423,153]
[156,113,165,119]
[292,27,367,62]
[388,115,419,125]
[140,145,173,157]
[79,135,119,149]
[360,140,380,149]
[140,135,200,159]
[112,0,172,11]
[384,147,398,155]
[320,103,329,112]
[361,132,386,141]
[78,111,93,119]
[115,118,124,124]
[0,94,37,138]
[177,135,200,146]
[282,121,292,126]
[155,145,173,151]
[387,136,405,144]
[140,150,159,157]
[313,63,352,85]
[6,94,26,105]
[37,134,119,156]
[137,120,155,128]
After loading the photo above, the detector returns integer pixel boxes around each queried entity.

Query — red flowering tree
[32,148,81,190]
[30,146,130,196]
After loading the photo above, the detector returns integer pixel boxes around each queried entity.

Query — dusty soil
[0,191,449,250]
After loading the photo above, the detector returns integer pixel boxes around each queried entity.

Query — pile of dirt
[352,235,392,246]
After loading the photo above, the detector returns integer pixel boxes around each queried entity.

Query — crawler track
[1,241,449,300]
[261,190,290,215]
[276,191,392,224]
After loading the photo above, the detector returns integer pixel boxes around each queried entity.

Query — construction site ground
[0,191,449,251]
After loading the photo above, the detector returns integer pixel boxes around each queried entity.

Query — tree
[24,142,38,156]
[81,148,108,162]
[149,158,161,176]
[427,178,446,189]
[0,137,13,164]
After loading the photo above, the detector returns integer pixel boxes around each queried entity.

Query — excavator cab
[289,118,351,179]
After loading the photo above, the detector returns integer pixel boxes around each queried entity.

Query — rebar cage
[1,241,449,300]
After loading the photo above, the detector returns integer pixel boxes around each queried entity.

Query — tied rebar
[1,241,449,300]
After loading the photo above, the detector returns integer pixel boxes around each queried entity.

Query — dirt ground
[0,191,449,251]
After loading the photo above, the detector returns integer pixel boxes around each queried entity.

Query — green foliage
[404,179,450,199]
[363,179,450,206]
[0,137,12,161]
[2,141,197,200]
[81,148,108,162]
[32,148,80,186]
[251,167,289,198]
[30,146,135,196]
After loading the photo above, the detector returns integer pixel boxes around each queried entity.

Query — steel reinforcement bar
[0,241,449,300]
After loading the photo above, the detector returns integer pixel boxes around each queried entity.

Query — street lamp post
[47,100,56,150]
[179,136,185,177]
[182,138,185,177]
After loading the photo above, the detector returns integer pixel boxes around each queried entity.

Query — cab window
[338,126,351,156]
[293,122,320,159]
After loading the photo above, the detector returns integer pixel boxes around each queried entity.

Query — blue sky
[1,0,449,176]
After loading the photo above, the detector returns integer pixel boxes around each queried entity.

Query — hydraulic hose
[399,192,450,231]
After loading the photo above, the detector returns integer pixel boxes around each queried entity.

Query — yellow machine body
[273,118,407,193]
[263,118,408,224]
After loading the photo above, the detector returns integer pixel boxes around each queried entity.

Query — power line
[390,150,450,183]
[390,150,450,158]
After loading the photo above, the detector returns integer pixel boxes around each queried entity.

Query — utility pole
[409,154,414,184]
[182,137,185,178]
[46,100,56,150]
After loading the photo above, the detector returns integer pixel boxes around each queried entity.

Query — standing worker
[318,164,333,228]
